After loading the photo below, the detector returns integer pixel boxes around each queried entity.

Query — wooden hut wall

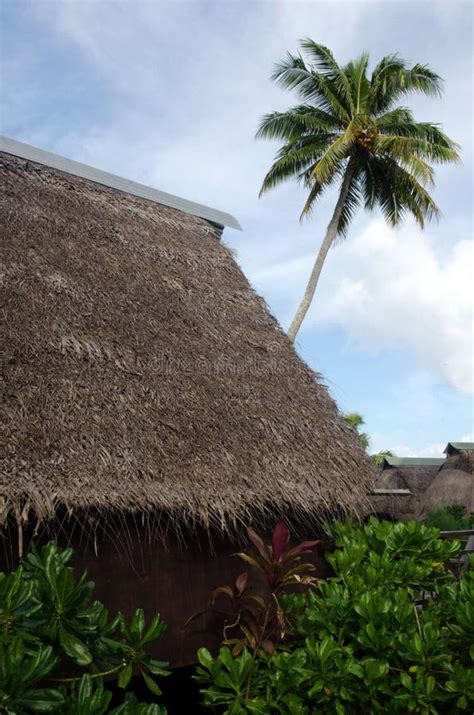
[0,517,330,669]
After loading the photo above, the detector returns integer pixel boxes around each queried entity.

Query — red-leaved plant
[188,522,320,656]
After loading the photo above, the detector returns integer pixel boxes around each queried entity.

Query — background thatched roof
[369,465,439,520]
[1,151,372,532]
[420,450,473,514]
[420,470,473,514]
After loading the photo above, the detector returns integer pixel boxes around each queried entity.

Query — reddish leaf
[245,594,267,609]
[209,585,234,604]
[236,552,267,572]
[235,572,249,594]
[285,540,321,560]
[262,639,276,655]
[280,563,316,578]
[182,609,210,629]
[240,624,258,647]
[246,527,272,562]
[272,522,290,561]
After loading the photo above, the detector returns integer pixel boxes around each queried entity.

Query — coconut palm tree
[257,40,460,341]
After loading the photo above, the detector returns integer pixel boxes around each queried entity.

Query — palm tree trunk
[287,158,356,342]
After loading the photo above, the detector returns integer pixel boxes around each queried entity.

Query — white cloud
[387,432,474,459]
[391,442,446,458]
[23,0,361,215]
[254,219,474,393]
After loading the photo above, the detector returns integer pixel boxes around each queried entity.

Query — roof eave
[444,442,474,455]
[0,135,242,231]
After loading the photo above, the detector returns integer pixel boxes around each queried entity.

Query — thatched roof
[444,446,474,474]
[421,470,473,514]
[369,464,439,520]
[421,450,473,514]
[381,456,444,468]
[445,442,474,455]
[1,148,373,533]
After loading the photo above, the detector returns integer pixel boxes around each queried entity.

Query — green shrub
[425,505,472,531]
[187,522,319,657]
[0,542,168,713]
[196,519,474,713]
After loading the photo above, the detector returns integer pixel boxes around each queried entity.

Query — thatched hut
[1,137,372,666]
[370,456,443,520]
[420,443,473,516]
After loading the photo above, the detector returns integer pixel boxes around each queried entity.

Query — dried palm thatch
[369,465,439,520]
[1,152,373,537]
[420,453,473,515]
[444,449,474,474]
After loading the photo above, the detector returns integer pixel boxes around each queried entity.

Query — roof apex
[0,135,242,231]
[445,442,474,454]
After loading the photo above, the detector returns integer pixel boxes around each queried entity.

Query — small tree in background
[343,412,370,450]
[343,411,395,466]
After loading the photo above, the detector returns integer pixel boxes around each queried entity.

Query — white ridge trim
[0,135,242,231]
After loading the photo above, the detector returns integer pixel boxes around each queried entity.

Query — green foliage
[343,413,396,464]
[257,40,460,228]
[196,519,474,713]
[0,542,169,713]
[371,449,395,467]
[343,412,370,451]
[257,41,460,339]
[188,522,319,657]
[0,638,63,713]
[425,505,472,531]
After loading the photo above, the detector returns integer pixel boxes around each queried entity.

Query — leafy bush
[0,542,168,713]
[196,519,474,713]
[425,505,472,531]
[187,522,319,657]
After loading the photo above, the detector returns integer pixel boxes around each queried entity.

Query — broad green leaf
[141,671,163,696]
[59,629,92,666]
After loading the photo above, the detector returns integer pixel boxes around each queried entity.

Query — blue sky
[1,0,473,455]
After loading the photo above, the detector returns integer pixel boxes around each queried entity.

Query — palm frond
[298,179,330,220]
[370,54,443,113]
[375,126,460,164]
[271,51,350,121]
[411,123,461,163]
[344,53,370,113]
[374,135,435,182]
[271,52,325,101]
[309,116,362,184]
[401,64,444,97]
[285,103,345,128]
[256,106,342,141]
[298,39,341,74]
[258,136,334,196]
[376,106,415,128]
[312,73,352,122]
[299,162,347,220]
[335,172,363,236]
[299,38,354,112]
[402,155,435,185]
[361,155,439,227]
